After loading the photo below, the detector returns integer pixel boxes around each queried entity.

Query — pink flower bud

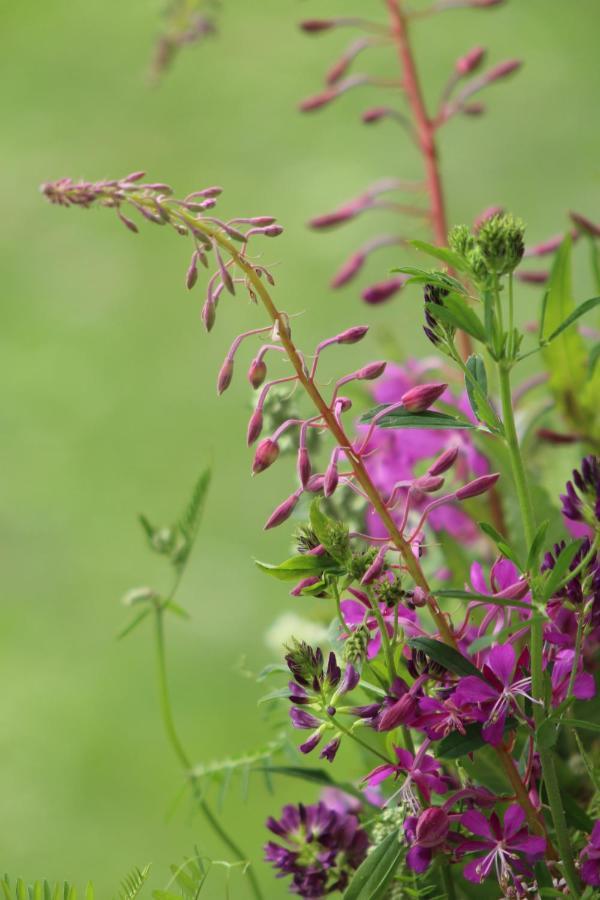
[246,408,263,445]
[361,277,405,305]
[462,102,486,116]
[117,210,138,233]
[357,361,387,381]
[217,358,234,395]
[496,579,530,601]
[536,428,578,445]
[248,357,267,389]
[413,474,445,494]
[456,46,486,76]
[524,234,564,257]
[428,446,459,476]
[570,212,600,238]
[264,491,300,529]
[331,252,366,288]
[260,224,284,237]
[336,397,353,412]
[291,576,321,596]
[310,205,359,230]
[324,460,339,498]
[305,474,325,493]
[456,472,500,501]
[185,255,198,289]
[483,59,522,85]
[401,382,447,412]
[297,447,312,488]
[378,694,417,731]
[415,808,449,848]
[409,587,428,608]
[201,298,216,332]
[335,325,369,345]
[252,438,280,474]
[299,89,336,113]
[517,270,548,284]
[362,106,392,124]
[361,551,386,585]
[299,19,336,32]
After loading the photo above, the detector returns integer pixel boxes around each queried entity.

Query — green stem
[332,715,392,765]
[497,364,580,896]
[153,606,264,900]
[367,589,396,682]
[439,859,457,900]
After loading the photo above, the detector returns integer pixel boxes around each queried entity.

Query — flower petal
[406,844,432,874]
[503,804,525,839]
[486,643,515,685]
[461,810,493,839]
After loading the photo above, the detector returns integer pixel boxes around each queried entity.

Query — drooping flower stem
[497,361,580,894]
[386,0,472,359]
[153,602,264,900]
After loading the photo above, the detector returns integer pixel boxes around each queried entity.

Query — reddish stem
[387,0,472,360]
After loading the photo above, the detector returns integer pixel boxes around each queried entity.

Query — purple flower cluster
[265,801,368,897]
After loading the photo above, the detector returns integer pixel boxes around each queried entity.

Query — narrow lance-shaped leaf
[407,637,485,680]
[343,830,403,900]
[360,405,475,431]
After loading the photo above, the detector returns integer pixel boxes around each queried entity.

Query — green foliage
[192,736,287,805]
[343,830,404,900]
[0,879,95,900]
[153,855,250,900]
[360,406,475,431]
[117,866,151,900]
[407,637,485,680]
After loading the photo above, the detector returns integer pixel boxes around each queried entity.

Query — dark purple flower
[457,805,545,887]
[560,455,600,524]
[265,801,368,896]
[580,820,600,887]
[453,644,534,745]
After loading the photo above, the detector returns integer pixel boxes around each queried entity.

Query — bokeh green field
[1,0,599,895]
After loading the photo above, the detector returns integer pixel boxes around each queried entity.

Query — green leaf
[536,718,560,751]
[360,405,475,431]
[391,266,466,294]
[116,865,151,900]
[541,235,588,408]
[438,718,518,759]
[309,499,351,564]
[429,293,487,343]
[527,521,549,573]
[255,554,338,582]
[478,522,523,569]
[464,354,501,432]
[410,240,469,272]
[343,830,403,900]
[565,719,600,734]
[540,540,583,601]
[560,789,594,832]
[436,588,531,612]
[545,295,600,342]
[407,637,484,680]
[468,615,546,654]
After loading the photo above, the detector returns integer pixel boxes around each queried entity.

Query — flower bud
[357,360,387,381]
[415,808,449,848]
[456,472,500,500]
[297,447,312,488]
[428,446,459,476]
[361,277,405,304]
[248,357,267,389]
[305,474,325,493]
[324,460,339,498]
[264,491,300,529]
[252,438,280,474]
[335,325,369,345]
[319,736,341,763]
[362,106,392,124]
[185,255,198,289]
[336,397,353,412]
[524,234,564,258]
[407,587,428,609]
[310,205,358,230]
[456,46,486,76]
[378,694,417,731]
[413,474,445,494]
[361,551,386,585]
[201,298,216,332]
[290,707,321,730]
[299,19,336,32]
[217,358,234,395]
[246,408,263,445]
[299,729,323,754]
[401,382,447,413]
[290,576,321,597]
[570,212,600,238]
[300,89,336,112]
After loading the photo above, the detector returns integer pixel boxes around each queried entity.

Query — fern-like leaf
[115,865,151,899]
[0,878,96,900]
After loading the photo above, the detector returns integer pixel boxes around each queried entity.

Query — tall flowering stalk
[43,172,600,896]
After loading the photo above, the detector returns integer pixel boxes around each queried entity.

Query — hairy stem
[386,0,472,360]
[153,605,264,900]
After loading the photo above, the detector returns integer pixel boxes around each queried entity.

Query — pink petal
[486,643,516,685]
[503,804,525,839]
[462,810,493,839]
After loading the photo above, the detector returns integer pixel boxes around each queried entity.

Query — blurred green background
[1,0,599,895]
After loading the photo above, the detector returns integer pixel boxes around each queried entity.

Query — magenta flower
[415,694,477,741]
[453,644,535,745]
[580,820,600,887]
[550,647,595,706]
[457,805,545,886]
[364,745,449,810]
[404,807,451,873]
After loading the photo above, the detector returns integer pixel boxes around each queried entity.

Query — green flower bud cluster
[346,547,378,581]
[449,213,525,281]
[342,623,370,665]
[375,575,405,608]
[371,807,406,846]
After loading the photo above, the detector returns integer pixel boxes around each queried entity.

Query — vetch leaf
[430,293,487,343]
[407,637,484,680]
[255,554,338,582]
[478,522,523,568]
[343,829,403,900]
[465,354,501,432]
[436,588,531,612]
[527,521,549,573]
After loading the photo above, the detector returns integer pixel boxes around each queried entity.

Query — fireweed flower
[579,820,600,887]
[364,744,450,812]
[452,644,536,745]
[361,361,488,542]
[404,806,451,873]
[264,801,368,897]
[456,805,545,887]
